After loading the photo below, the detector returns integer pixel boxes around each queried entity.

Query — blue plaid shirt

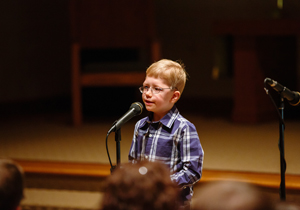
[128,105,204,201]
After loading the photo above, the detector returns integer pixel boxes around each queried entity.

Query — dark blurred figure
[0,159,24,210]
[275,201,300,210]
[191,180,275,210]
[101,161,180,210]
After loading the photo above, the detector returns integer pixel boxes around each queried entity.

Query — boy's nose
[145,88,153,96]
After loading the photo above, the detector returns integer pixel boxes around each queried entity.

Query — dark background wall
[1,0,300,118]
[0,1,70,103]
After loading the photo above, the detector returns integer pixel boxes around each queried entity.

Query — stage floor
[1,112,300,175]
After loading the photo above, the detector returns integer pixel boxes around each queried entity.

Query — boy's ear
[171,90,181,103]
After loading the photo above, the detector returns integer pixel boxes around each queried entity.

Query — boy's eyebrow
[143,84,160,87]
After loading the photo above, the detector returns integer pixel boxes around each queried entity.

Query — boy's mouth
[144,100,154,105]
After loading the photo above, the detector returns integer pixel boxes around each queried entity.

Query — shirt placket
[141,123,151,161]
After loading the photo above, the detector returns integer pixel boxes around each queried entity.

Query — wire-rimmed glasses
[139,86,175,94]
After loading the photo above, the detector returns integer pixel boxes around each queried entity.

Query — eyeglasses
[139,86,175,94]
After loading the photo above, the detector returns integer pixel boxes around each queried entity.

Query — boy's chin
[145,107,153,112]
[145,105,155,112]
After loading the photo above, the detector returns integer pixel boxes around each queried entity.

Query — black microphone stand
[279,94,286,201]
[107,122,122,174]
[115,128,121,166]
[106,102,143,174]
[110,128,122,174]
[264,80,287,201]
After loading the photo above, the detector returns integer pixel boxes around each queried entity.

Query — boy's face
[141,76,180,121]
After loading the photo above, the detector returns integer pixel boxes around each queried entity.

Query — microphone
[265,78,300,106]
[107,102,143,134]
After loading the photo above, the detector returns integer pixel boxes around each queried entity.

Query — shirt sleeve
[170,122,204,188]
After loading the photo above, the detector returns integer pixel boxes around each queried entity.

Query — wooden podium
[213,19,300,123]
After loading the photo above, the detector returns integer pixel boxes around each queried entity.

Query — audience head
[275,201,300,210]
[192,180,274,210]
[0,159,24,210]
[101,161,180,210]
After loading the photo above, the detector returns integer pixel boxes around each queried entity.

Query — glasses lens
[139,86,143,93]
[140,86,164,94]
[153,88,159,94]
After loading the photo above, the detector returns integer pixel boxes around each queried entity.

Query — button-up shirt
[128,105,204,200]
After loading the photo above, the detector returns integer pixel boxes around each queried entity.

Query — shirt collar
[142,105,179,129]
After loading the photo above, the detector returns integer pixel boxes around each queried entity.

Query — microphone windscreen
[130,102,143,115]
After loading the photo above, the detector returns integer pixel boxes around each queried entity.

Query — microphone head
[130,102,143,115]
[290,92,300,106]
[264,78,273,85]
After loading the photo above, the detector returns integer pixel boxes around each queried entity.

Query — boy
[128,59,204,209]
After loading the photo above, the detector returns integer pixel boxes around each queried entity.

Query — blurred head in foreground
[0,159,24,210]
[101,161,180,210]
[192,180,274,210]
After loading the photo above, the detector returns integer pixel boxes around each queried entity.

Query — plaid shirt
[128,105,204,200]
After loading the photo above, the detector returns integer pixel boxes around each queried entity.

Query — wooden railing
[15,159,300,190]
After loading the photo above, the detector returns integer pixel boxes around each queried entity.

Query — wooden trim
[15,159,300,190]
[201,170,300,190]
[15,159,111,177]
[213,19,300,36]
[80,72,145,87]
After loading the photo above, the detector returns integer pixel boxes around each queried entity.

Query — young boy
[128,59,204,209]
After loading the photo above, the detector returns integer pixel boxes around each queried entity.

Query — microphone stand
[115,128,121,166]
[106,102,144,173]
[264,80,287,201]
[279,94,286,201]
[109,128,121,174]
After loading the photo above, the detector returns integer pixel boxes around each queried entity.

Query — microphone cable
[106,119,117,172]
